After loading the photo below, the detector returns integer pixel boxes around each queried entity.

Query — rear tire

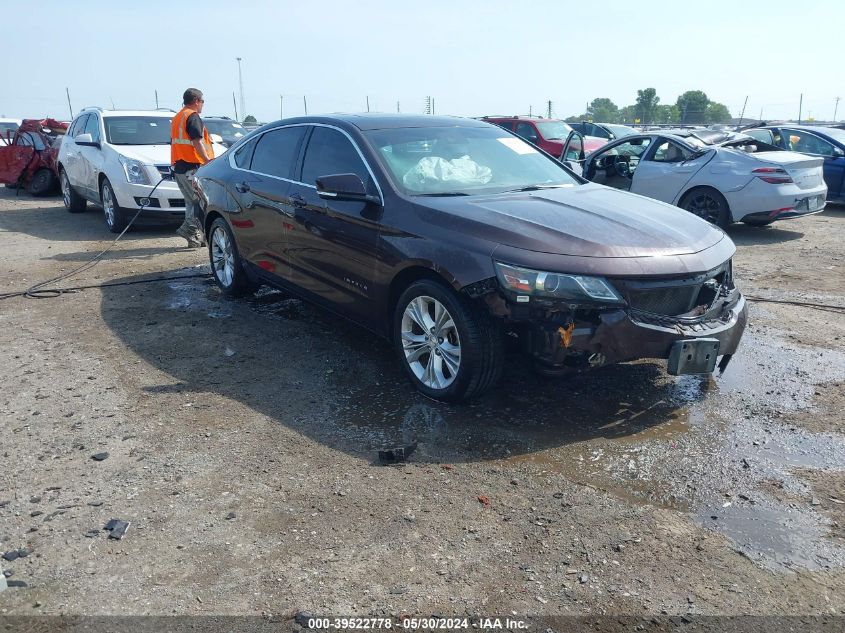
[27,168,56,196]
[101,178,128,233]
[60,168,86,212]
[679,187,731,229]
[393,279,503,403]
[208,218,258,297]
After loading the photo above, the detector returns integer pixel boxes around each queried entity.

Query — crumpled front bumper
[526,290,747,370]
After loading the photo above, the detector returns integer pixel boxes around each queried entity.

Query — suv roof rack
[80,106,103,113]
[155,107,177,113]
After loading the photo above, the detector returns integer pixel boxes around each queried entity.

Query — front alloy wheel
[394,279,503,402]
[401,296,462,390]
[101,179,127,233]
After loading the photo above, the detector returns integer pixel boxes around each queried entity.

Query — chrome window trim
[228,122,385,204]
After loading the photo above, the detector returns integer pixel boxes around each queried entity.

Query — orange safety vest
[170,107,214,166]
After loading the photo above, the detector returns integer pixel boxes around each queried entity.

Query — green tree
[243,114,257,124]
[706,102,732,123]
[654,104,680,124]
[676,90,710,124]
[588,97,619,123]
[619,105,638,123]
[635,88,660,124]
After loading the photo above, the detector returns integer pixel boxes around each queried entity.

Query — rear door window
[233,136,258,169]
[300,126,370,187]
[250,126,306,179]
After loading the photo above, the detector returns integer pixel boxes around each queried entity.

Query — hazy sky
[2,0,842,122]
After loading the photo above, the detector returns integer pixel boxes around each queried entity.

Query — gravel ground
[0,188,844,620]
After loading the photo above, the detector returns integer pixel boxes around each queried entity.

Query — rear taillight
[752,167,793,184]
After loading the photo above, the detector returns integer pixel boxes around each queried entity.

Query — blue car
[745,125,845,203]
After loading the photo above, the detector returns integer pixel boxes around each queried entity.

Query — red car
[481,116,606,159]
[0,118,68,195]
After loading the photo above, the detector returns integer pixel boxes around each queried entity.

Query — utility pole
[759,107,763,121]
[232,92,239,122]
[303,95,308,116]
[155,90,159,109]
[280,95,283,120]
[798,93,803,124]
[396,101,400,113]
[835,97,841,122]
[366,96,370,112]
[529,105,532,116]
[65,87,73,119]
[738,96,748,127]
[236,57,245,122]
[547,100,553,119]
[425,96,432,115]
[109,96,115,109]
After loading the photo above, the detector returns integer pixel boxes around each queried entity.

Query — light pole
[236,57,245,122]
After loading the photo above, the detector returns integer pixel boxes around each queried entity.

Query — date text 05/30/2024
[305,617,529,630]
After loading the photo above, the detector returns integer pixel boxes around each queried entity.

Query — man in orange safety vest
[171,88,214,247]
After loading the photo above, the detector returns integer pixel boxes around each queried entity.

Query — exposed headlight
[494,261,624,304]
[119,155,152,185]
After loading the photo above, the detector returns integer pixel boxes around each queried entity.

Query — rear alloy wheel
[27,168,56,196]
[101,178,128,233]
[208,217,257,297]
[394,279,503,403]
[680,188,731,229]
[61,169,86,212]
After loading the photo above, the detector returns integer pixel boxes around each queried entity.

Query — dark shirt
[173,112,205,174]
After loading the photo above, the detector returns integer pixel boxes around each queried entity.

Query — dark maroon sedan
[194,115,746,402]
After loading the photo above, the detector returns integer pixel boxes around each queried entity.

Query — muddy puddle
[166,283,845,573]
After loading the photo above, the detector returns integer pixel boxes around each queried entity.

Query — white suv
[58,108,224,233]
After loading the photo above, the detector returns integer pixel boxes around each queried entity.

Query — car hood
[112,144,172,165]
[112,142,227,165]
[419,183,726,258]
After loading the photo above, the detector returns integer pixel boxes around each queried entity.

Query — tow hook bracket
[667,338,720,375]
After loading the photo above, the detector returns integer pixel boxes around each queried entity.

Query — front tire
[679,187,731,229]
[208,218,257,297]
[27,169,56,196]
[393,279,503,403]
[100,178,128,233]
[60,169,86,212]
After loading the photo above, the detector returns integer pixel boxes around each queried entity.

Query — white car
[567,128,827,227]
[58,108,226,233]
[0,118,22,145]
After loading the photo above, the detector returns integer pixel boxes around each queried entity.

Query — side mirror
[75,133,99,148]
[316,173,380,204]
[833,147,845,158]
[209,133,223,144]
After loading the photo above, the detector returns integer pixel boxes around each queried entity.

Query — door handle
[290,193,306,208]
[235,181,251,193]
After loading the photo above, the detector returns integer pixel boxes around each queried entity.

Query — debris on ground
[104,519,130,540]
[477,495,491,507]
[91,452,110,462]
[377,442,417,463]
[294,611,314,627]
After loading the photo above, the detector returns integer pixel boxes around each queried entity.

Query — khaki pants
[174,169,204,243]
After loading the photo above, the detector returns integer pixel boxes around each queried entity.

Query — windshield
[535,120,572,140]
[365,125,579,196]
[104,116,171,145]
[0,122,19,136]
[204,119,248,138]
[605,124,637,138]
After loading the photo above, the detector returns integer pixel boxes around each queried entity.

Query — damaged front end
[476,260,747,376]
